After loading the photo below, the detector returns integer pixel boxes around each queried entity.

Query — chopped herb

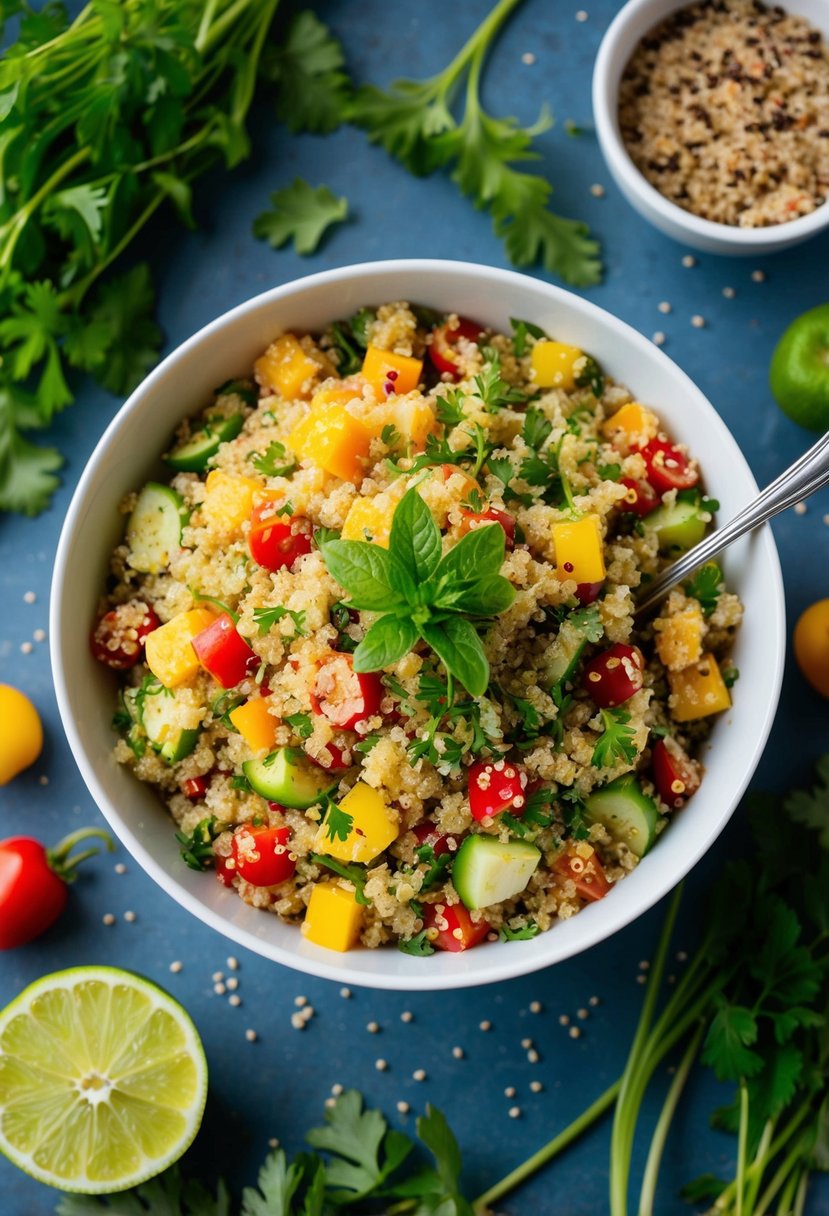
[575,355,605,398]
[473,352,529,413]
[253,178,348,255]
[436,389,467,429]
[591,708,638,769]
[253,605,307,638]
[323,801,354,843]
[380,423,401,447]
[285,712,314,740]
[722,665,740,689]
[189,589,238,622]
[354,735,381,756]
[230,773,253,793]
[313,525,341,548]
[211,690,245,730]
[597,462,622,482]
[415,843,454,890]
[398,930,436,957]
[310,854,371,905]
[510,317,546,357]
[215,378,257,407]
[684,561,724,617]
[560,789,590,841]
[522,405,553,451]
[175,817,225,872]
[499,921,540,942]
[250,440,297,479]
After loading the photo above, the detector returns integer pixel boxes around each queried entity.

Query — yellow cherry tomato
[793,599,829,698]
[0,684,43,785]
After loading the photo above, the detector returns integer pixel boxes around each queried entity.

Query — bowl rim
[50,257,786,990]
[592,0,829,248]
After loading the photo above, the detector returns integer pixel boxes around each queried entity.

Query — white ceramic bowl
[593,0,829,255]
[51,259,785,990]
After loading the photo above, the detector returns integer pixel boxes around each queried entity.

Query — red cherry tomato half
[191,612,257,689]
[310,654,383,730]
[639,438,699,494]
[428,316,485,379]
[468,759,528,822]
[91,601,160,670]
[215,853,236,887]
[619,477,659,518]
[581,643,645,709]
[552,843,610,903]
[231,825,296,887]
[413,821,458,857]
[575,581,604,606]
[181,775,209,801]
[423,902,490,952]
[249,501,313,572]
[312,741,352,772]
[459,508,516,548]
[652,738,701,809]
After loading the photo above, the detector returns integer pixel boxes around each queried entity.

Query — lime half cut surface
[0,966,207,1193]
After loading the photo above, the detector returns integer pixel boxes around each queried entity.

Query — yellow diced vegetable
[669,653,731,721]
[287,398,372,483]
[601,402,659,449]
[229,698,279,754]
[315,781,399,864]
[531,340,584,391]
[144,608,215,688]
[389,396,435,449]
[0,685,43,786]
[361,346,423,398]
[655,605,705,672]
[552,515,606,584]
[254,334,321,399]
[201,470,261,534]
[341,496,396,547]
[302,882,363,952]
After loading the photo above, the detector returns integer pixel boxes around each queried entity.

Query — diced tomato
[231,825,296,887]
[267,801,287,812]
[423,901,490,952]
[428,316,485,379]
[191,612,257,689]
[652,738,701,809]
[310,654,383,730]
[459,508,516,548]
[215,853,236,887]
[575,581,604,606]
[311,741,352,772]
[582,643,645,708]
[468,759,528,822]
[619,477,659,518]
[639,439,699,494]
[249,501,313,572]
[552,844,610,902]
[413,821,458,857]
[91,602,159,670]
[181,775,209,801]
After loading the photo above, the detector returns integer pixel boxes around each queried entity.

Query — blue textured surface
[1,1,829,1211]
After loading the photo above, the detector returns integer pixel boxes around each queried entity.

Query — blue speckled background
[1,1,829,1211]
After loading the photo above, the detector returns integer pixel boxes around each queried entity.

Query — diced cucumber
[646,495,707,554]
[584,774,658,857]
[243,747,337,809]
[544,604,603,687]
[453,835,541,910]
[137,682,200,765]
[165,414,245,473]
[126,482,189,574]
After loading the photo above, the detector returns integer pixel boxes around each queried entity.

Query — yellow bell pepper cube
[361,346,423,398]
[229,697,279,754]
[601,402,659,448]
[315,782,399,864]
[655,605,705,672]
[341,496,396,547]
[254,334,321,399]
[144,608,216,688]
[302,882,363,952]
[552,515,606,584]
[287,399,372,483]
[531,340,584,391]
[669,653,732,722]
[201,470,261,534]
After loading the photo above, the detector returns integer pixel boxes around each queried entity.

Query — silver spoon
[635,429,829,616]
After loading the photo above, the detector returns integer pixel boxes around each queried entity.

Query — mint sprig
[320,488,514,696]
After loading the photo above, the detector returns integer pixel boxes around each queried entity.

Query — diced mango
[531,340,583,391]
[229,697,279,754]
[144,608,215,689]
[302,882,363,952]
[255,334,321,399]
[311,385,361,411]
[315,781,399,864]
[201,470,261,534]
[655,605,705,672]
[341,496,396,547]
[601,402,659,449]
[669,653,731,722]
[389,396,436,449]
[287,399,372,483]
[552,515,606,584]
[361,346,423,398]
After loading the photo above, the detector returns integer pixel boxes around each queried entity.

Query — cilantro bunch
[320,488,515,696]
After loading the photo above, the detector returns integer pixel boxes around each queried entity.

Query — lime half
[0,966,207,1194]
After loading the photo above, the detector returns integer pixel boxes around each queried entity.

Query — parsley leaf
[472,352,528,413]
[175,817,225,873]
[305,1089,413,1203]
[684,561,724,617]
[310,854,371,906]
[253,605,307,638]
[591,708,638,769]
[399,930,436,956]
[510,317,546,357]
[253,179,348,256]
[250,440,297,479]
[499,921,540,941]
[263,11,351,135]
[323,802,354,844]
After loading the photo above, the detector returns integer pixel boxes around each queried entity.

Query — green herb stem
[441,0,524,107]
[0,146,91,271]
[637,1021,704,1216]
[753,1133,812,1216]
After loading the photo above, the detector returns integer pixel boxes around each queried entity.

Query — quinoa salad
[92,303,743,955]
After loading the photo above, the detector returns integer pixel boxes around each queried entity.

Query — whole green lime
[770,302,829,431]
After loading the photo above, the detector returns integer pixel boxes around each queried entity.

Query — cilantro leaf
[323,802,354,844]
[784,754,829,849]
[522,405,553,451]
[472,351,528,413]
[499,921,540,941]
[253,605,307,638]
[264,12,351,135]
[0,397,62,515]
[253,179,348,256]
[305,1090,413,1202]
[399,929,436,956]
[285,712,313,739]
[510,316,545,357]
[250,441,297,479]
[591,708,638,769]
[86,265,162,396]
[175,816,225,872]
[702,1001,764,1081]
[241,1149,305,1216]
[683,562,724,617]
[311,854,371,905]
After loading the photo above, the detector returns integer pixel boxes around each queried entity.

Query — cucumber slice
[165,414,245,473]
[138,682,200,765]
[243,747,336,809]
[584,774,658,857]
[453,835,541,910]
[544,604,603,687]
[646,496,707,554]
[126,482,189,574]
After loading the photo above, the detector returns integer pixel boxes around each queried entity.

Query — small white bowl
[51,259,784,990]
[593,0,829,255]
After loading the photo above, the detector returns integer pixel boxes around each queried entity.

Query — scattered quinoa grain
[652,331,666,346]
[794,501,807,516]
[23,591,36,604]
[530,1081,544,1093]
[33,628,46,643]
[375,1059,388,1072]
[589,996,601,1007]
[452,1047,464,1060]
[214,982,226,995]
[340,987,352,999]
[397,1101,410,1114]
[300,1006,314,1022]
[401,1010,414,1023]
[245,1029,258,1042]
[508,1106,522,1118]
[290,1012,306,1030]
[212,971,224,982]
[331,1083,344,1096]
[723,286,736,299]
[227,956,240,970]
[169,961,183,974]
[413,1069,427,1082]
[658,301,672,314]
[114,863,127,875]
[124,910,136,923]
[20,641,32,654]
[676,951,688,962]
[752,269,766,283]
[576,10,588,21]
[226,976,239,991]
[505,1086,516,1098]
[479,1020,492,1032]
[577,1008,589,1020]
[637,974,647,984]
[268,1137,278,1148]
[590,183,605,197]
[639,959,650,970]
[367,1021,380,1034]
[38,775,49,785]
[682,255,696,268]
[823,514,829,526]
[229,994,241,1007]
[569,1026,582,1039]
[527,1049,540,1063]
[529,1001,542,1014]
[102,913,115,926]
[325,1097,336,1109]
[559,1014,570,1026]
[295,995,307,1007]
[691,314,706,329]
[521,51,536,64]
[521,1037,533,1049]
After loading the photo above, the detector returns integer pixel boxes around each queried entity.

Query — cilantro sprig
[591,708,638,769]
[253,178,348,255]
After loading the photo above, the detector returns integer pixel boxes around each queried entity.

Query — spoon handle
[636,429,829,616]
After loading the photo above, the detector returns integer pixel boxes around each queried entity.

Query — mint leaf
[388,487,442,583]
[253,179,348,256]
[419,617,489,697]
[320,539,412,611]
[353,614,418,671]
[433,575,515,617]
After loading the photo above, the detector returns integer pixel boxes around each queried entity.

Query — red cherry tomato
[249,501,313,572]
[428,316,485,379]
[575,581,604,606]
[181,775,209,801]
[468,759,528,822]
[552,843,610,902]
[581,643,645,708]
[191,612,257,689]
[0,828,112,949]
[423,901,490,952]
[312,741,352,772]
[639,438,699,494]
[91,601,159,670]
[652,738,701,809]
[215,852,236,887]
[618,477,659,518]
[231,825,296,887]
[310,654,384,730]
[459,508,516,549]
[413,821,458,857]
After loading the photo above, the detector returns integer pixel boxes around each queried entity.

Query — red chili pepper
[0,828,114,949]
[423,902,489,952]
[459,508,516,548]
[191,612,257,689]
[310,654,384,730]
[652,738,701,809]
[552,843,610,903]
[581,643,645,708]
[181,775,209,801]
[231,825,295,887]
[91,602,159,670]
[249,501,313,572]
[428,316,485,379]
[618,477,659,518]
[639,438,699,494]
[468,759,528,822]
